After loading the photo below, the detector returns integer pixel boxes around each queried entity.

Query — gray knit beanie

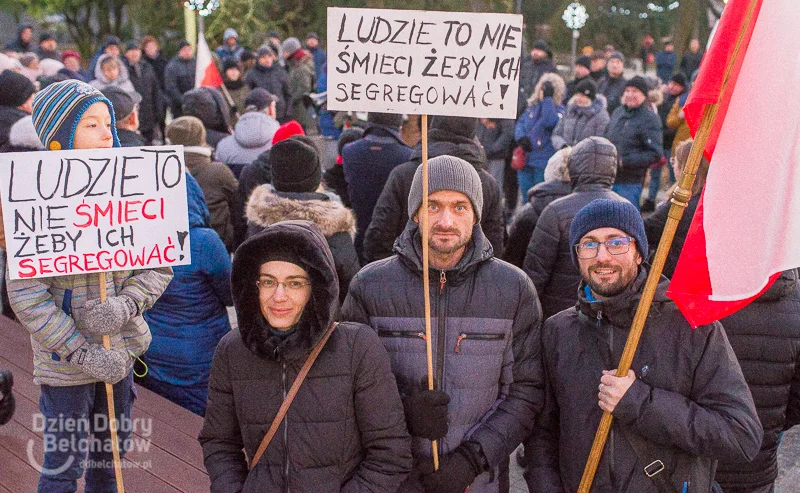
[408,155,483,221]
[281,37,302,56]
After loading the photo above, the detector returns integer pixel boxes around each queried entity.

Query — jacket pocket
[454,332,505,353]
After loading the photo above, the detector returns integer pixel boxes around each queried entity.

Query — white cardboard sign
[0,146,192,280]
[327,7,523,118]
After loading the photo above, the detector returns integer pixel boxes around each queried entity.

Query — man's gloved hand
[542,81,555,98]
[83,295,137,336]
[517,136,534,152]
[0,369,15,425]
[68,342,129,384]
[419,443,484,493]
[403,379,450,440]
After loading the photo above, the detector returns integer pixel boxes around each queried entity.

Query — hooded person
[363,115,506,263]
[198,220,413,491]
[9,79,172,491]
[141,173,233,416]
[37,32,60,61]
[215,27,244,63]
[551,78,610,150]
[0,69,36,149]
[181,86,233,148]
[89,53,143,106]
[4,23,33,53]
[88,35,122,79]
[246,136,360,303]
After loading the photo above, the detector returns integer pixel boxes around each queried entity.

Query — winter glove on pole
[419,442,484,493]
[0,369,14,425]
[83,295,137,336]
[68,342,129,384]
[542,81,555,98]
[403,378,450,440]
[517,136,534,152]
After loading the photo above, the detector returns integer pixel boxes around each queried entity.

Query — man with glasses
[523,199,762,493]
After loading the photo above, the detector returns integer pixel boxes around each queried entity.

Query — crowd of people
[0,22,799,493]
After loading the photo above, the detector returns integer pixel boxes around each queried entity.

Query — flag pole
[99,272,125,493]
[419,113,439,470]
[577,0,760,490]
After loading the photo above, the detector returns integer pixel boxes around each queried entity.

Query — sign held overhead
[327,7,523,119]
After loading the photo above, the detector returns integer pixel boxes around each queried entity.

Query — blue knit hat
[569,199,648,267]
[32,80,120,151]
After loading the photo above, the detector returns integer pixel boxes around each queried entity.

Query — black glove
[0,370,15,426]
[542,81,555,98]
[517,136,533,152]
[419,443,484,493]
[403,382,450,440]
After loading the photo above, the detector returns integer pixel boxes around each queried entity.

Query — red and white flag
[667,0,800,327]
[195,33,223,89]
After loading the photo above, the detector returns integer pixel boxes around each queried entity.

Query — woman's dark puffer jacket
[523,136,626,319]
[715,270,800,492]
[198,220,412,493]
[643,194,701,279]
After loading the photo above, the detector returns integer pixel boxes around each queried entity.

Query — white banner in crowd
[0,146,192,280]
[327,7,523,118]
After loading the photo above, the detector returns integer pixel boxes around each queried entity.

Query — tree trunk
[673,0,702,58]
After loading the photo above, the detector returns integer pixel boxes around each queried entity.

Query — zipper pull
[417,332,427,341]
[439,271,447,295]
[596,310,603,327]
[454,333,467,353]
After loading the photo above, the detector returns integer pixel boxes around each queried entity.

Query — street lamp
[562,2,589,74]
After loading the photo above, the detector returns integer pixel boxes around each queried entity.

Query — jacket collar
[576,267,668,330]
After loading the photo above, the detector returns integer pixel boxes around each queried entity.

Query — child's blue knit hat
[32,80,120,150]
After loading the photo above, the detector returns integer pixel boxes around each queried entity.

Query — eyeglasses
[574,236,634,259]
[256,278,311,295]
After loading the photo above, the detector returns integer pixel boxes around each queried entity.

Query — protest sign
[0,146,191,280]
[327,7,523,118]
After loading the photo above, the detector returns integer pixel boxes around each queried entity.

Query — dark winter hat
[125,40,140,52]
[240,50,256,64]
[257,44,276,58]
[408,155,483,221]
[608,51,626,63]
[102,87,136,121]
[576,55,591,70]
[32,80,120,150]
[176,40,191,51]
[306,32,319,41]
[267,30,281,39]
[430,115,478,140]
[532,39,549,52]
[569,199,648,267]
[166,116,207,147]
[574,78,597,100]
[244,88,276,112]
[270,136,321,193]
[337,127,364,155]
[0,70,36,108]
[670,72,688,88]
[222,58,239,71]
[281,37,302,56]
[368,112,403,129]
[39,32,55,43]
[102,35,121,49]
[625,76,650,97]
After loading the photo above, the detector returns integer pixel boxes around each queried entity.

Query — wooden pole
[577,0,760,490]
[99,272,125,493]
[419,113,439,470]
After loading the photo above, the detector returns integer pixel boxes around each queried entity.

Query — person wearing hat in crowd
[199,220,412,491]
[266,30,285,66]
[565,55,592,102]
[102,86,145,147]
[523,198,761,493]
[37,32,60,61]
[655,39,677,84]
[164,40,196,118]
[215,27,244,63]
[304,32,326,82]
[246,136,360,302]
[281,36,317,133]
[216,88,280,179]
[590,51,608,82]
[551,78,610,150]
[519,39,558,114]
[221,58,250,124]
[181,86,233,149]
[5,23,33,53]
[123,40,162,145]
[598,51,628,115]
[665,73,692,156]
[90,54,143,107]
[245,44,291,122]
[343,155,545,493]
[58,50,87,82]
[0,69,36,149]
[167,115,241,252]
[604,75,663,209]
[88,35,121,79]
[363,116,507,263]
[8,79,173,491]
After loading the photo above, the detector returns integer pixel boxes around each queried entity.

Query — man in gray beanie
[343,155,545,493]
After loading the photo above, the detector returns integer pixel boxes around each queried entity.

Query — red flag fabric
[195,34,223,89]
[667,0,800,327]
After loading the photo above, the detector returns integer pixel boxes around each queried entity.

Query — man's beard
[428,227,471,256]
[584,262,638,298]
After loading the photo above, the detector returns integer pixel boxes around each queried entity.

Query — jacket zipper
[436,271,447,390]
[282,361,290,493]
[454,333,505,353]
[377,329,426,340]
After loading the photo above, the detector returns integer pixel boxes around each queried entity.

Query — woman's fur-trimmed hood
[246,185,356,238]
[528,72,566,107]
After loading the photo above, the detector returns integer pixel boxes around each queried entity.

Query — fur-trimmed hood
[246,185,356,238]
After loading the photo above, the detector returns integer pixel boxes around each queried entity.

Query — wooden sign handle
[99,271,125,493]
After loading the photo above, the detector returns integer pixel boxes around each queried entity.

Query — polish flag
[667,0,800,327]
[195,33,223,88]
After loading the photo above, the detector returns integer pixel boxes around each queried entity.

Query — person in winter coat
[141,36,168,91]
[680,39,704,79]
[282,37,317,134]
[605,76,663,209]
[523,137,626,319]
[164,40,196,118]
[305,32,327,83]
[589,51,608,82]
[525,199,762,493]
[0,69,35,148]
[5,23,33,53]
[124,40,162,145]
[655,40,677,83]
[323,126,363,210]
[181,87,233,149]
[141,173,232,416]
[199,220,412,492]
[167,116,241,251]
[58,50,87,82]
[102,87,145,147]
[215,88,280,179]
[221,58,250,124]
[11,79,172,491]
[215,28,244,63]
[246,137,360,303]
[37,32,60,61]
[514,73,566,203]
[504,148,571,269]
[362,115,506,263]
[518,39,558,114]
[245,45,291,123]
[564,55,592,102]
[87,35,121,79]
[90,54,142,108]
[598,51,627,115]
[343,155,545,493]
[342,112,411,262]
[551,79,610,151]
[666,84,692,155]
[476,117,515,200]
